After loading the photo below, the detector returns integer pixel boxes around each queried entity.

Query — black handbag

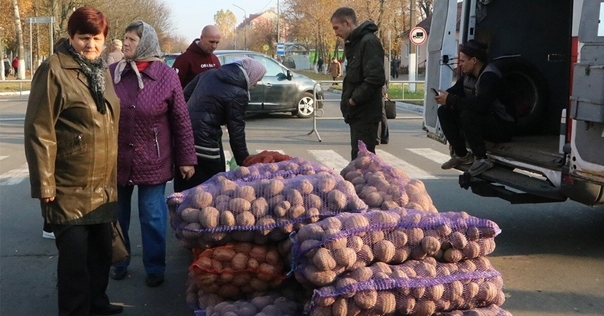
[385,99,397,119]
[111,221,129,264]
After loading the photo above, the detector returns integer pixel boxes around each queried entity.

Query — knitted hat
[238,57,266,88]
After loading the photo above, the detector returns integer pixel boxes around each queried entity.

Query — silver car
[214,50,323,118]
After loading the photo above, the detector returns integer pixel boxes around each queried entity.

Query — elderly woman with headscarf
[24,6,123,315]
[173,58,266,192]
[109,20,197,287]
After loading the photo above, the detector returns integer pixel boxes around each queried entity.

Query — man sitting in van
[434,40,515,176]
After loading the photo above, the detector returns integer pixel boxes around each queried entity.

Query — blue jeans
[115,183,167,275]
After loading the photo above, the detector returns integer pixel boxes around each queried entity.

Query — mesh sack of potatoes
[187,272,310,314]
[434,304,513,316]
[291,209,501,288]
[340,141,437,212]
[225,156,337,182]
[168,172,368,249]
[189,243,288,299]
[306,257,505,316]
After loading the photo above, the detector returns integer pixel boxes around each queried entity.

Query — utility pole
[276,0,280,44]
[409,0,418,91]
[233,4,247,50]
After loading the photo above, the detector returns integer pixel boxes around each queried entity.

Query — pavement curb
[326,87,424,115]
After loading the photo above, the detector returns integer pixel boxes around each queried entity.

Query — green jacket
[341,21,386,124]
[24,43,120,225]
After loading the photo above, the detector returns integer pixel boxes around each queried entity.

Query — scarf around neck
[67,43,107,114]
[113,21,163,89]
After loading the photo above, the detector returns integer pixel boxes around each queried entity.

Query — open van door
[422,0,460,144]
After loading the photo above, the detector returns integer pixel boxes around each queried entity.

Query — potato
[190,191,213,208]
[462,241,481,258]
[180,207,201,223]
[421,236,441,256]
[249,245,268,262]
[264,180,285,197]
[220,210,236,227]
[342,214,369,230]
[273,200,291,217]
[285,189,304,206]
[327,190,347,210]
[412,300,436,315]
[235,185,256,202]
[332,247,357,269]
[375,292,396,314]
[450,231,468,250]
[236,211,256,226]
[296,223,324,242]
[317,174,337,193]
[212,247,236,262]
[304,194,323,209]
[348,266,373,282]
[182,222,202,239]
[373,240,396,263]
[256,216,276,236]
[352,290,377,309]
[288,205,306,219]
[229,197,252,214]
[198,206,220,228]
[344,170,363,181]
[331,297,347,316]
[231,252,248,271]
[251,197,269,217]
[313,248,337,271]
[347,236,364,252]
[334,277,357,298]
[304,265,336,286]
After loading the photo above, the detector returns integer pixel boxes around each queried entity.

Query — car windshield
[164,55,178,67]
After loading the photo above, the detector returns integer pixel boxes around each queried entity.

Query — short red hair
[67,6,108,37]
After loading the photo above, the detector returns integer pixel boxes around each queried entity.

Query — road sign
[409,26,427,45]
[276,42,285,56]
[263,44,269,52]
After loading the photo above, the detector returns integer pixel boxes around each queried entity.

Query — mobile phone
[431,88,439,95]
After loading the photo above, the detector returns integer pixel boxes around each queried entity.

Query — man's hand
[434,90,448,105]
[41,197,55,203]
[179,166,195,180]
[348,98,356,106]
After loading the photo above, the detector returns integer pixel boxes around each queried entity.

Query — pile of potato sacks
[167,144,511,316]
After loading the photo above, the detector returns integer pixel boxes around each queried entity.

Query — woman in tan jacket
[24,6,122,315]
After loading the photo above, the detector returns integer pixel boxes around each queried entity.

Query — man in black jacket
[331,7,386,160]
[434,40,515,176]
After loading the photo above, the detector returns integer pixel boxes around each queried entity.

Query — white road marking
[0,156,8,161]
[0,163,29,185]
[308,150,350,171]
[375,149,437,179]
[407,148,452,165]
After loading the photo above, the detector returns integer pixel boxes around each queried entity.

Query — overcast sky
[170,0,278,42]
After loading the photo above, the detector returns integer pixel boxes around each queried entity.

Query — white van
[423,0,604,206]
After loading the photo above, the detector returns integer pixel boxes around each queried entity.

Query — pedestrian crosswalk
[0,148,455,186]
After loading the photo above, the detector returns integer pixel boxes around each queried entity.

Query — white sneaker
[42,231,55,239]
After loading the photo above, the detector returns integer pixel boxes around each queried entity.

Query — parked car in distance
[163,53,181,68]
[163,50,323,118]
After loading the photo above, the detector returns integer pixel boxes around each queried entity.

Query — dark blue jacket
[184,63,249,165]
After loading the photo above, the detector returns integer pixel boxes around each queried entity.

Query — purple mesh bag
[307,257,505,316]
[223,156,337,182]
[291,208,501,288]
[167,172,368,249]
[340,141,437,212]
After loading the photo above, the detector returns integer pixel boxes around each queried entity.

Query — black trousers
[173,141,226,192]
[437,105,514,158]
[51,222,113,316]
[349,120,379,160]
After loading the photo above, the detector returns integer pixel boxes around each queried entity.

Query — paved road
[1,96,603,316]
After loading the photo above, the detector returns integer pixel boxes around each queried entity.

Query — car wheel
[295,92,315,118]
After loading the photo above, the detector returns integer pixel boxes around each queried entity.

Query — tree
[12,0,26,78]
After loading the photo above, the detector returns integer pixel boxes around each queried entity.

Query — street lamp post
[0,27,4,80]
[233,4,247,50]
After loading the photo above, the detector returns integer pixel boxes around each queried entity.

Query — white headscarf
[113,21,163,89]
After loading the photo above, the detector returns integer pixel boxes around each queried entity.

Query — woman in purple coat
[109,20,197,287]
